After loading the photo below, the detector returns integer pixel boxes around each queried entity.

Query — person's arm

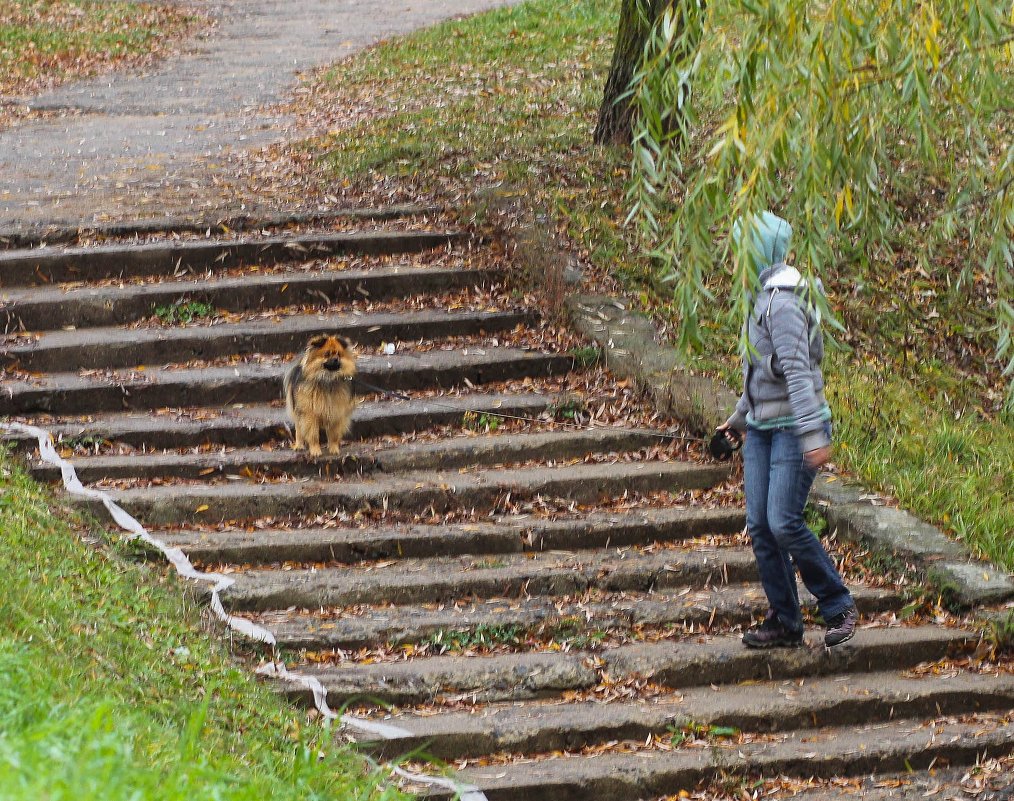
[768,295,830,464]
[725,394,749,434]
[720,358,750,437]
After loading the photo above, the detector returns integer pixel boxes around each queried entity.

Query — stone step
[34,428,665,484]
[220,544,753,612]
[361,669,1014,761]
[256,584,897,651]
[1,347,574,415]
[0,204,441,248]
[777,768,1014,801]
[102,459,729,526]
[5,308,529,372]
[159,506,743,566]
[288,625,969,708]
[8,392,554,452]
[0,264,496,330]
[0,230,464,287]
[417,714,1014,801]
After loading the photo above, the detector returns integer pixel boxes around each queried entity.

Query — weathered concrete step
[0,204,442,248]
[7,393,553,453]
[1,348,573,415]
[219,544,753,612]
[160,506,743,567]
[0,230,464,287]
[5,308,529,372]
[258,584,898,651]
[419,715,1014,801]
[363,669,1014,761]
[0,265,496,330]
[104,459,729,526]
[34,428,664,484]
[289,626,969,708]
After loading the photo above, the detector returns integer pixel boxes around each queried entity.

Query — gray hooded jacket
[727,215,831,453]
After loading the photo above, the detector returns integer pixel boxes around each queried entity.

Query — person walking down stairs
[717,211,859,650]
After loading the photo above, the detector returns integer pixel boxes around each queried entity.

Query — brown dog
[283,334,358,457]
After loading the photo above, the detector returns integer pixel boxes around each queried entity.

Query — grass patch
[0,454,404,801]
[153,299,217,326]
[419,624,524,652]
[462,410,502,433]
[546,394,589,421]
[309,0,1012,569]
[0,0,203,95]
[667,720,741,747]
[568,346,601,371]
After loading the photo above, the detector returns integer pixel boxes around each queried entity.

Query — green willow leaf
[623,0,1013,396]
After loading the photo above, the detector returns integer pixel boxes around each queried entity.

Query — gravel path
[0,0,520,233]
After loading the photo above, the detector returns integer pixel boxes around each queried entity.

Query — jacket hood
[761,264,803,289]
[732,211,793,273]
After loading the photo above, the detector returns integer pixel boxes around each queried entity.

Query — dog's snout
[323,358,343,371]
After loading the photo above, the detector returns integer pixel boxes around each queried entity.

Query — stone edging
[565,294,739,434]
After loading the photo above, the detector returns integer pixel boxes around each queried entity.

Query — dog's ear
[308,334,328,350]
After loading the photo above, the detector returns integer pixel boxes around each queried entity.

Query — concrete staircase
[3,213,1011,799]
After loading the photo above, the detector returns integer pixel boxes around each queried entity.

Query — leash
[2,420,491,801]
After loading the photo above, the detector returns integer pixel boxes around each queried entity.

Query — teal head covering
[732,211,792,273]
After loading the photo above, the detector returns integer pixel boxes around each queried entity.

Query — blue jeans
[743,422,852,631]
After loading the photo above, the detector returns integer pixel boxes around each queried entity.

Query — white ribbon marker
[1,422,488,801]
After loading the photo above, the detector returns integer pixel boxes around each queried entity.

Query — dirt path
[0,0,520,234]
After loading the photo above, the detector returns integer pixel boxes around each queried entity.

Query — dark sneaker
[742,610,803,649]
[824,605,858,648]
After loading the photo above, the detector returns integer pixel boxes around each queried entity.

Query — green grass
[462,410,502,433]
[0,454,405,801]
[418,624,524,652]
[153,300,217,326]
[311,0,1013,570]
[0,0,200,94]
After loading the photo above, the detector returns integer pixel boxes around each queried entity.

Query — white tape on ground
[3,422,488,801]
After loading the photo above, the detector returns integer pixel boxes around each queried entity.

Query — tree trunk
[595,0,705,147]
[594,0,669,146]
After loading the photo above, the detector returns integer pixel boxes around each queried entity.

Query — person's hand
[804,445,832,469]
[716,422,743,441]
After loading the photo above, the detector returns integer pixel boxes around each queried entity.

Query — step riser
[8,396,552,454]
[0,205,441,249]
[645,635,966,690]
[33,429,660,485]
[1,266,494,330]
[162,508,744,567]
[0,231,463,287]
[222,553,755,612]
[108,464,728,526]
[270,589,896,651]
[368,686,1014,762]
[2,353,573,416]
[425,728,1014,801]
[7,310,530,372]
[294,630,968,708]
[33,450,378,484]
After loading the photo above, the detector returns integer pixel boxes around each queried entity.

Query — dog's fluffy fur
[283,334,358,457]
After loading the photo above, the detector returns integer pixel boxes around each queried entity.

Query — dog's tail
[282,362,302,414]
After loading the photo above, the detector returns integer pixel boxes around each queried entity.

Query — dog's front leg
[304,421,323,458]
[325,423,343,456]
